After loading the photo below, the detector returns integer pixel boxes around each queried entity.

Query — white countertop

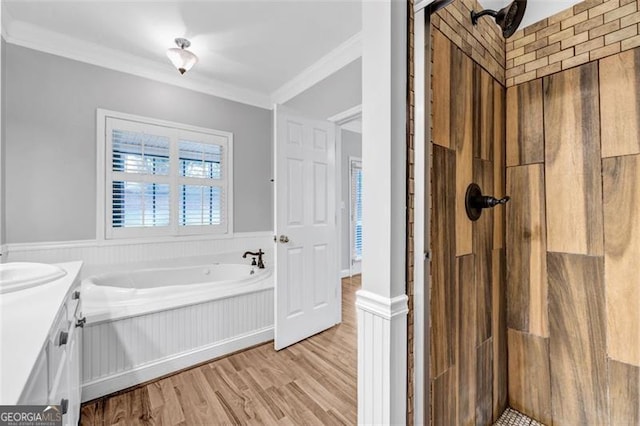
[0,261,83,404]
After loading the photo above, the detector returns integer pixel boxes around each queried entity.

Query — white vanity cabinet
[0,262,83,426]
[42,288,82,426]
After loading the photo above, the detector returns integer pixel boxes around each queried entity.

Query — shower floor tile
[494,408,545,426]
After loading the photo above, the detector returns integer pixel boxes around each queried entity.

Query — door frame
[328,105,362,281]
[412,4,430,426]
[348,156,363,277]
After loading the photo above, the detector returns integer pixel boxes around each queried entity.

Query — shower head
[470,0,528,38]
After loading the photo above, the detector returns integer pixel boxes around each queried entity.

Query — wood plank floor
[80,276,360,426]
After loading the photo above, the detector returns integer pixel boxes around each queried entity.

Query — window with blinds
[350,160,363,263]
[102,113,232,239]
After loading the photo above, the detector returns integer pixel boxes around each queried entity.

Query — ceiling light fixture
[166,38,198,75]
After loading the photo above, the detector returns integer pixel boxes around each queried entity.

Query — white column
[358,0,408,424]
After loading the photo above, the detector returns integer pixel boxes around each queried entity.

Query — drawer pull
[72,290,81,300]
[60,398,68,415]
[58,331,69,346]
[76,317,87,328]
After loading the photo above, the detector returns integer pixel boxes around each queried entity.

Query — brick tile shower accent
[505,0,640,86]
[432,0,507,84]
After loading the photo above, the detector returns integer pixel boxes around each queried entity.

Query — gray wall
[341,129,361,271]
[4,44,272,243]
[285,58,361,120]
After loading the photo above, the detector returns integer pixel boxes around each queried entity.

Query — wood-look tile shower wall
[430,28,507,425]
[506,46,640,425]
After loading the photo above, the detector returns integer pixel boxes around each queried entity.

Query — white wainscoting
[81,287,274,402]
[4,232,272,277]
[356,289,408,425]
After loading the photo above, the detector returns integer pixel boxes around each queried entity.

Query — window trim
[96,109,234,241]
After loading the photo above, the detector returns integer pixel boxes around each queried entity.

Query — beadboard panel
[5,233,272,277]
[82,288,274,400]
[356,292,408,425]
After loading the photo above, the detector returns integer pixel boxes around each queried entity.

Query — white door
[274,105,340,350]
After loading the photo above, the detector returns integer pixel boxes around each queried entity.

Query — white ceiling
[1,0,362,109]
[1,0,584,114]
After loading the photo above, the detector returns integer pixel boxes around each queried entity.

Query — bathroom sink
[0,262,67,294]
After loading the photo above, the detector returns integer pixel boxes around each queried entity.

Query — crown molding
[270,31,362,106]
[341,120,362,134]
[328,104,362,124]
[329,104,362,134]
[2,18,272,109]
[327,104,362,134]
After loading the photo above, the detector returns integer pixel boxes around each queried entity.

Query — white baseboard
[81,327,274,402]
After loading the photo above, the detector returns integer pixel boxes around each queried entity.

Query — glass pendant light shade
[166,38,198,75]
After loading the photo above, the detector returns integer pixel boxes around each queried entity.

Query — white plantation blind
[351,160,363,262]
[103,113,232,239]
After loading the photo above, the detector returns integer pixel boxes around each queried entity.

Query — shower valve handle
[465,183,510,221]
[481,195,511,208]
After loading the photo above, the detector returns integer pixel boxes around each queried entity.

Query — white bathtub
[82,263,273,323]
[80,260,274,401]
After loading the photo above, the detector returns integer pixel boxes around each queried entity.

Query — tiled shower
[428,0,640,425]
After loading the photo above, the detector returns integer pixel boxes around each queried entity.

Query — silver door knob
[279,235,289,243]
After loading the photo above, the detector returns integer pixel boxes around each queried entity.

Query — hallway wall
[430,27,507,425]
[506,46,640,425]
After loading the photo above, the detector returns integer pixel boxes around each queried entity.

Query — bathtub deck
[79,275,360,425]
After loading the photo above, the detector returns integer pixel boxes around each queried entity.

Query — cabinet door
[18,351,48,405]
[66,326,81,426]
